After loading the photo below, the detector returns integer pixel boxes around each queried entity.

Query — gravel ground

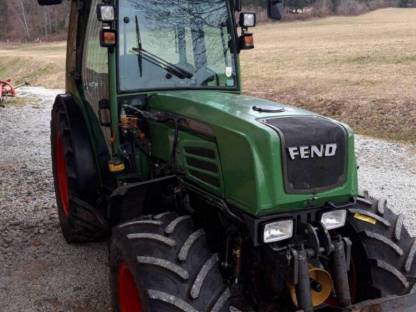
[0,87,415,311]
[0,88,110,312]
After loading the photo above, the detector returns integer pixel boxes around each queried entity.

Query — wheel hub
[118,262,143,312]
[55,133,70,216]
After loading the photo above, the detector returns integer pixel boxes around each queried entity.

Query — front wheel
[110,212,231,312]
[343,193,416,301]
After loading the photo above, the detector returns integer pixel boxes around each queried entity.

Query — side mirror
[37,0,62,5]
[268,0,285,20]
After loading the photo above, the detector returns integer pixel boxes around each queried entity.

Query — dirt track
[0,87,415,311]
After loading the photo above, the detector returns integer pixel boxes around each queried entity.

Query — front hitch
[287,224,353,312]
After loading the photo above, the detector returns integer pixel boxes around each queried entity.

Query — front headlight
[263,220,294,243]
[321,210,347,230]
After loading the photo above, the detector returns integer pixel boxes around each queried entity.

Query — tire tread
[110,213,230,312]
[347,194,416,298]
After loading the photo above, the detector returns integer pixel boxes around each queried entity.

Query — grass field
[242,8,416,142]
[0,42,66,89]
[1,8,416,141]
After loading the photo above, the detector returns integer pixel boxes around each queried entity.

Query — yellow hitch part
[288,267,334,308]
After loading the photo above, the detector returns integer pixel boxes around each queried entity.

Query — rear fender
[53,94,100,200]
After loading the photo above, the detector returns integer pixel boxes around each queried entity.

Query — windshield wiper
[132,16,193,80]
[132,47,194,80]
[135,16,143,77]
[220,22,229,68]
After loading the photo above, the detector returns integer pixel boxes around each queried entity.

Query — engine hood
[149,90,314,125]
[147,91,358,216]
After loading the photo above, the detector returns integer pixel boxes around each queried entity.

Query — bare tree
[18,0,31,39]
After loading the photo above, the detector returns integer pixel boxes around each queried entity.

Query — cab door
[81,0,112,151]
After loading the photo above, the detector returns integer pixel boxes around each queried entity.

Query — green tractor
[39,0,416,311]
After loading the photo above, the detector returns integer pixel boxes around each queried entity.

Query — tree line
[245,0,415,9]
[0,0,415,42]
[0,0,70,42]
[245,0,415,18]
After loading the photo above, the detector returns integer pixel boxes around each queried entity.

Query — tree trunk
[18,0,30,40]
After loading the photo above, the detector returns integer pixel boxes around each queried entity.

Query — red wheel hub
[118,262,143,312]
[55,133,70,216]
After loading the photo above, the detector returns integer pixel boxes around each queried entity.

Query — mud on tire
[110,212,231,312]
[344,192,416,300]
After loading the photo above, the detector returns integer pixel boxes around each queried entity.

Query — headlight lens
[98,5,115,22]
[263,220,294,243]
[321,210,347,230]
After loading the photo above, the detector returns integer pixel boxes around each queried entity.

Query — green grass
[0,42,66,89]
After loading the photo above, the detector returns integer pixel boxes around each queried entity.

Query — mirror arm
[234,0,242,12]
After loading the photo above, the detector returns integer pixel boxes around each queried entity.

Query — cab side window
[82,0,108,113]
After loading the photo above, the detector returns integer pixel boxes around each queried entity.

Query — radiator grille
[264,116,348,194]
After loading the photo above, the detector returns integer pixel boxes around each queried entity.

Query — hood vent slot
[186,157,219,173]
[183,146,221,190]
[188,170,221,188]
[184,147,216,159]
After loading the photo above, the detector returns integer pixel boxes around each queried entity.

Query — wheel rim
[118,262,143,312]
[55,133,70,216]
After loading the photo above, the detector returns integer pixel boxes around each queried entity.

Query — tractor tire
[344,192,416,301]
[51,96,106,243]
[110,212,232,312]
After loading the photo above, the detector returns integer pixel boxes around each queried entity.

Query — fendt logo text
[288,144,338,160]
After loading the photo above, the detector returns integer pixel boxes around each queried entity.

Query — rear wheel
[344,192,416,301]
[51,98,106,243]
[110,212,231,312]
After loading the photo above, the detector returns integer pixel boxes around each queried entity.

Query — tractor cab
[41,0,284,157]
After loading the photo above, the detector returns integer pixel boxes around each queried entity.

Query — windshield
[118,0,238,92]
